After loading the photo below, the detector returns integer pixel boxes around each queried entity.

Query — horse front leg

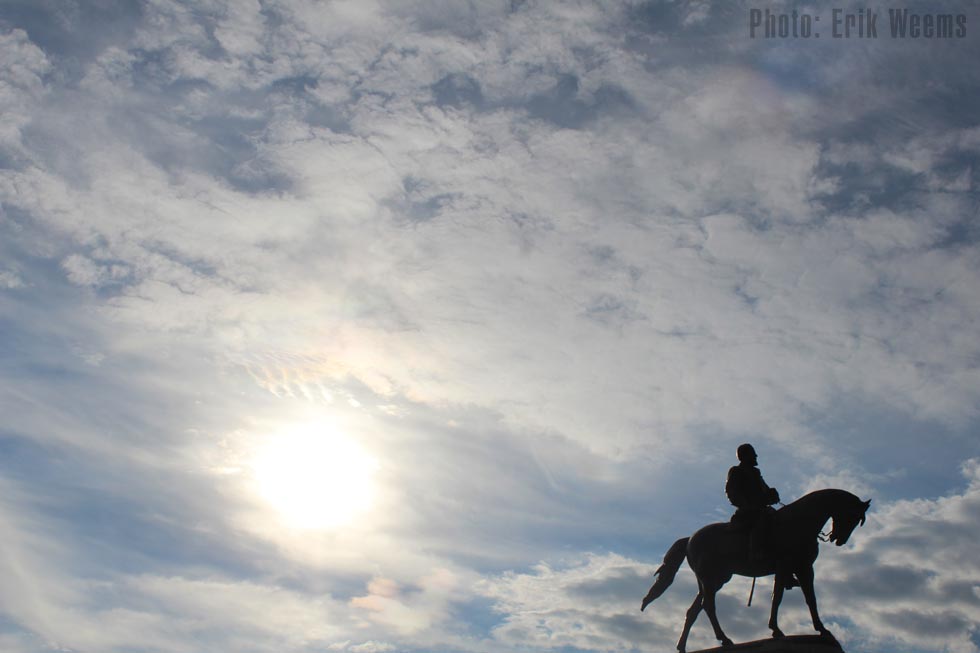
[702,583,734,648]
[797,567,830,637]
[676,590,702,653]
[768,575,786,638]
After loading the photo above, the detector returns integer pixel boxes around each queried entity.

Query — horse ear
[860,499,871,525]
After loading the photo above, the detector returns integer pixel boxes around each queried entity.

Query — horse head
[827,497,871,546]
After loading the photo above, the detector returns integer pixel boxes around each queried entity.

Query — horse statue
[640,489,871,652]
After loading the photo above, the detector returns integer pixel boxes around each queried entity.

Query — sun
[250,421,379,530]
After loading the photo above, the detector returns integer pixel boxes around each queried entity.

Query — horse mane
[783,487,860,506]
[777,488,863,521]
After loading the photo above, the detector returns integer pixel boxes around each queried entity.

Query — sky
[1,1,979,652]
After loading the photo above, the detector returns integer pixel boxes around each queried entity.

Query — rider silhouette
[726,443,780,560]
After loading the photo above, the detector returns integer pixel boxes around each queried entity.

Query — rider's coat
[726,462,779,522]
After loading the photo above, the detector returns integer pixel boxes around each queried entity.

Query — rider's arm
[758,473,780,505]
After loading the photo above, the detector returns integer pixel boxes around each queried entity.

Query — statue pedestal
[690,634,844,653]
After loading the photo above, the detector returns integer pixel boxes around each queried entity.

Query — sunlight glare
[251,421,378,530]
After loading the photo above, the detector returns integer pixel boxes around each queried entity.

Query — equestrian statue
[640,444,871,652]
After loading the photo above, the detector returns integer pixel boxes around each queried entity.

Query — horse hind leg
[676,591,702,653]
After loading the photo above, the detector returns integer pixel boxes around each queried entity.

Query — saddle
[729,511,798,589]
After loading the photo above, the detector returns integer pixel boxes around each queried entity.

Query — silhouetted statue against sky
[641,445,871,652]
[726,443,781,563]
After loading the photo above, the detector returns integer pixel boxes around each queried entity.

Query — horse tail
[640,537,689,612]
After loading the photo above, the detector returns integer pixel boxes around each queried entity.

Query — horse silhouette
[641,489,871,652]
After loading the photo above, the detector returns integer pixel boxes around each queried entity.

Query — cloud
[814,459,980,652]
[1,2,980,652]
[479,551,775,652]
[0,29,49,150]
[480,463,980,653]
[350,570,461,636]
[6,0,978,469]
[0,269,25,288]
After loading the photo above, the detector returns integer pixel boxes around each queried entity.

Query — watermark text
[749,8,967,39]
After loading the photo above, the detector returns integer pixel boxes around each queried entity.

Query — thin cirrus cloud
[1,1,979,652]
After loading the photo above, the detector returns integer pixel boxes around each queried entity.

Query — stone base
[690,634,843,653]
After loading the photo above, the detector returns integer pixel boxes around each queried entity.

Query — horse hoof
[721,638,734,648]
[771,629,784,639]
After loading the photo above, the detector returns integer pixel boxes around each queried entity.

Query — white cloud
[0,483,76,649]
[481,465,980,653]
[1,2,979,653]
[0,269,25,288]
[350,570,461,636]
[813,459,980,652]
[0,29,50,150]
[480,552,785,652]
[61,253,114,286]
[8,0,977,467]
